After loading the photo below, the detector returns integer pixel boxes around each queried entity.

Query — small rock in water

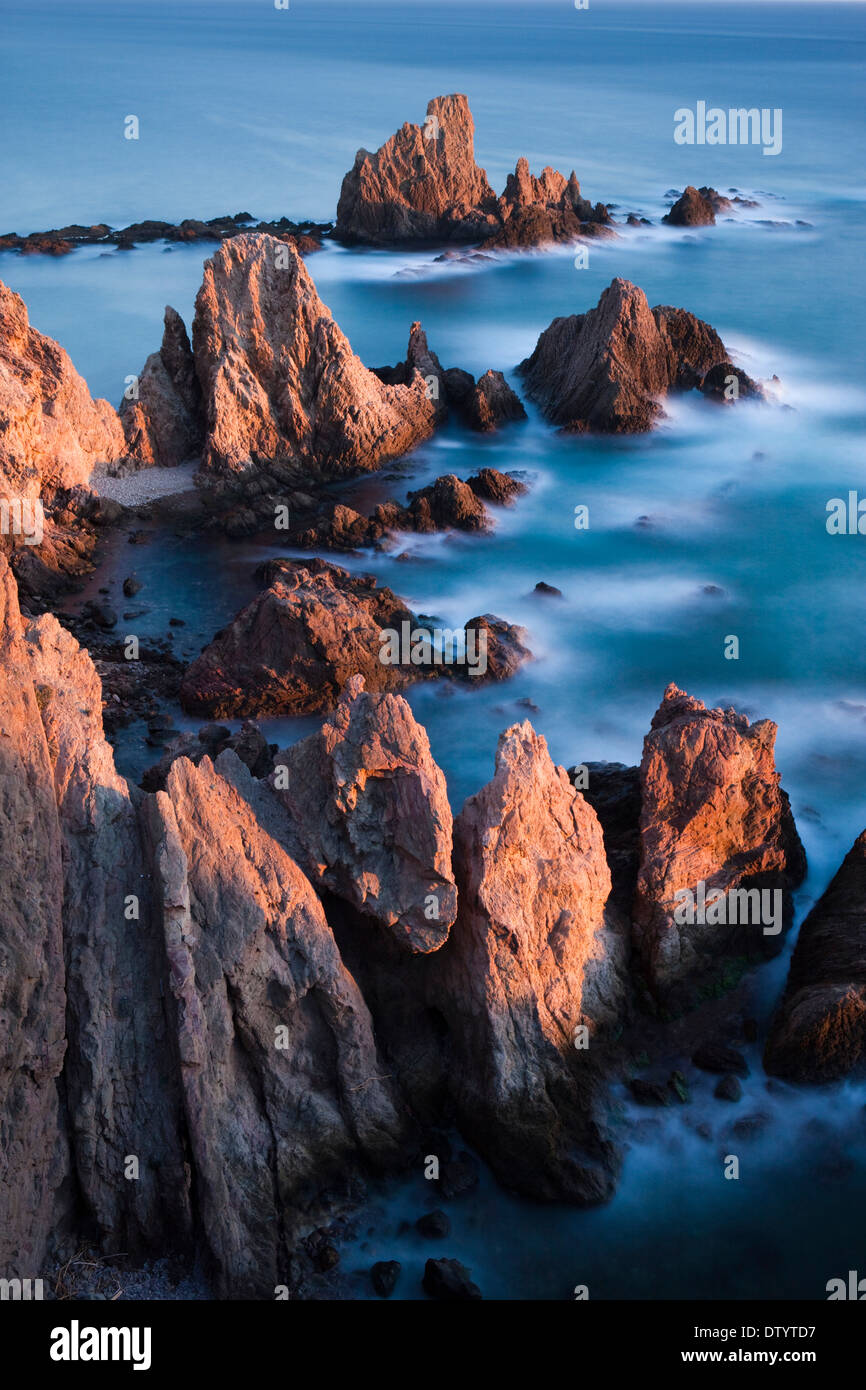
[714,1074,743,1102]
[438,1153,480,1199]
[122,574,142,597]
[371,1261,401,1298]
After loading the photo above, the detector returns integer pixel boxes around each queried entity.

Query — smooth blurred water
[2,0,865,1300]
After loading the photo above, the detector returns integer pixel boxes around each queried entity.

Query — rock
[577,762,641,920]
[764,830,866,1081]
[0,556,68,1275]
[142,753,406,1297]
[632,684,806,1005]
[180,559,531,717]
[192,234,438,484]
[403,474,490,532]
[122,575,142,597]
[336,95,499,245]
[23,608,192,1256]
[371,1260,401,1298]
[141,719,273,792]
[518,278,762,433]
[0,279,126,506]
[81,600,117,629]
[120,307,204,468]
[454,370,527,432]
[663,185,730,227]
[693,1043,749,1078]
[268,675,457,953]
[430,722,627,1202]
[372,321,447,422]
[416,1209,450,1238]
[422,1257,483,1301]
[437,1153,480,1199]
[715,1074,743,1102]
[533,581,562,598]
[336,94,610,251]
[466,468,527,505]
[482,158,613,249]
[628,1078,670,1106]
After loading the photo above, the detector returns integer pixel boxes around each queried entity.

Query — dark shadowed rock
[371,1260,401,1298]
[268,675,457,953]
[455,370,527,432]
[192,235,437,485]
[764,830,866,1081]
[120,306,204,468]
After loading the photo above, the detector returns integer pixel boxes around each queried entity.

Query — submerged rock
[518,278,763,433]
[764,830,866,1081]
[430,722,627,1202]
[632,684,806,1006]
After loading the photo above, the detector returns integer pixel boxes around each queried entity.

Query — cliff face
[765,831,866,1081]
[632,684,806,1006]
[336,95,611,249]
[519,278,763,433]
[192,234,438,484]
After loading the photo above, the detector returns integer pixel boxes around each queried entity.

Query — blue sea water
[1,0,865,1299]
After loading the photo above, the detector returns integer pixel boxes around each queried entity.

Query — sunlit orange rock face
[336,94,611,248]
[191,233,437,482]
[0,278,125,500]
[120,305,204,468]
[632,684,806,1007]
[765,830,866,1081]
[431,721,628,1202]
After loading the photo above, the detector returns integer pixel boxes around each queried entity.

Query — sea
[1,0,865,1299]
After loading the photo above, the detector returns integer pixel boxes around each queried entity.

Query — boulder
[482,158,613,249]
[430,722,627,1202]
[120,306,204,468]
[191,234,437,483]
[518,278,762,433]
[454,370,527,432]
[663,185,732,227]
[143,753,405,1297]
[764,830,866,1081]
[23,612,192,1254]
[632,684,806,1005]
[180,559,531,717]
[268,675,457,953]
